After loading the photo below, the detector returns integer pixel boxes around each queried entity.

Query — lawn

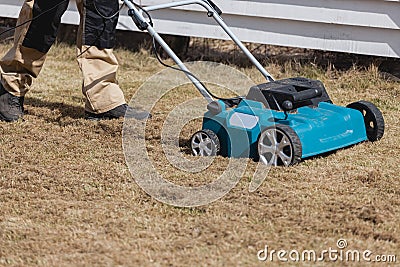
[0,41,399,266]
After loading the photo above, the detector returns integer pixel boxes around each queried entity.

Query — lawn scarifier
[124,0,385,166]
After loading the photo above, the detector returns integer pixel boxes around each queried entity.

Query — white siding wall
[0,0,399,58]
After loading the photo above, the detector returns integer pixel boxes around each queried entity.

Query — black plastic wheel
[190,129,220,156]
[257,124,302,166]
[347,101,385,142]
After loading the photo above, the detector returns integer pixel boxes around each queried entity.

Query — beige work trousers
[0,0,126,113]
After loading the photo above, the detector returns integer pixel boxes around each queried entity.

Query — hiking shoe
[0,83,24,122]
[85,104,151,121]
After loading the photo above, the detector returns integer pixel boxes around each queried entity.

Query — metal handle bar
[123,0,275,103]
[142,0,274,82]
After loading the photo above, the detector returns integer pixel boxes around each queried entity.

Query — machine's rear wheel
[257,125,302,166]
[347,101,385,141]
[191,129,220,156]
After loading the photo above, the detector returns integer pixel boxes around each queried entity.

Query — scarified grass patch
[0,42,399,266]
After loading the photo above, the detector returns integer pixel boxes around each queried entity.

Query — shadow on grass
[23,98,125,137]
[180,135,366,166]
[185,40,400,79]
[24,97,85,122]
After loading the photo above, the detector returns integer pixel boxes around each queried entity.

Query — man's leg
[76,0,149,120]
[76,0,126,115]
[0,0,69,121]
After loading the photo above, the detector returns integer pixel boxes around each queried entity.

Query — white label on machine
[229,112,259,129]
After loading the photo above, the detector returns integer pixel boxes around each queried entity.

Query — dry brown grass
[0,42,399,266]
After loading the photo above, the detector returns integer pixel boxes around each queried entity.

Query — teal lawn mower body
[192,77,384,166]
[202,98,368,159]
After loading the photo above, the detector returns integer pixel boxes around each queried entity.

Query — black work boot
[85,104,151,121]
[0,83,24,122]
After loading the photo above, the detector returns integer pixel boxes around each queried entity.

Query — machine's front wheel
[257,125,302,166]
[347,101,385,142]
[191,129,220,156]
